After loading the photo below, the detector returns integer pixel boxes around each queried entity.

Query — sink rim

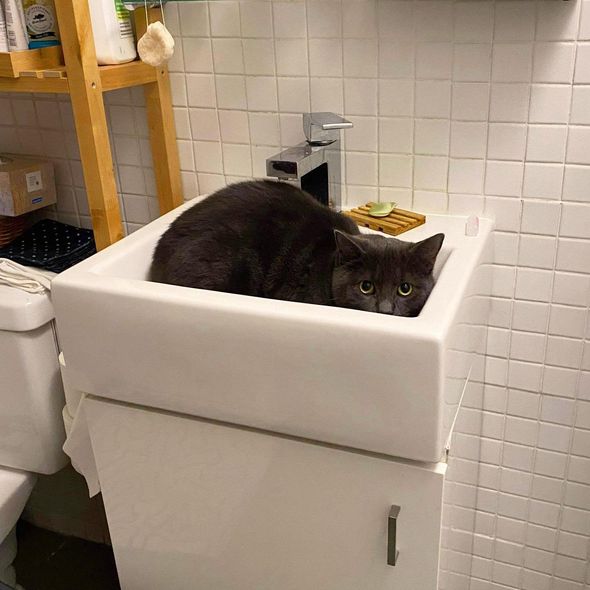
[54,199,493,342]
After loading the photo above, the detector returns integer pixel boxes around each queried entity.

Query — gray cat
[150,180,444,317]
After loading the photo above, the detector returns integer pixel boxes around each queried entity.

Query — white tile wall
[1,0,590,587]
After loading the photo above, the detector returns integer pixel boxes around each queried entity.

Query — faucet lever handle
[303,112,353,145]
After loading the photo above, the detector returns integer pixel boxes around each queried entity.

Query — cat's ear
[334,230,364,263]
[410,233,444,273]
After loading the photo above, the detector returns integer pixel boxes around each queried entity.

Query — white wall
[1,0,589,588]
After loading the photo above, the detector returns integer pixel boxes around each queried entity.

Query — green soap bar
[368,202,396,218]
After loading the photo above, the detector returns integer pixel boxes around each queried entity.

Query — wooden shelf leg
[135,8,183,215]
[54,0,124,250]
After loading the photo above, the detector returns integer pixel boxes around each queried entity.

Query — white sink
[53,198,492,463]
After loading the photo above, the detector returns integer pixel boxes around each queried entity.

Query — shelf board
[0,59,157,94]
[100,60,158,91]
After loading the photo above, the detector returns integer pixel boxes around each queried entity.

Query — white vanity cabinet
[85,397,447,590]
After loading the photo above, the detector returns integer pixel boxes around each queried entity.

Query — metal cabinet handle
[387,505,401,566]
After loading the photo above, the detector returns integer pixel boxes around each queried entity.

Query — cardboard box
[0,154,56,216]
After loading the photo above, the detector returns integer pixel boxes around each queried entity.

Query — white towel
[0,258,54,294]
[63,396,101,497]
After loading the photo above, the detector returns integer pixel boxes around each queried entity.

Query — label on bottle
[23,1,57,40]
[114,0,134,39]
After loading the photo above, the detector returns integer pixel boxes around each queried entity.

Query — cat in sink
[150,180,444,317]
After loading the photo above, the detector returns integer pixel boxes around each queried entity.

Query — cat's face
[331,231,444,317]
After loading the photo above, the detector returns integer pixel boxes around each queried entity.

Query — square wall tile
[344,39,378,78]
[415,119,450,155]
[487,123,526,160]
[537,0,580,40]
[379,79,414,116]
[379,154,413,187]
[533,42,575,83]
[222,143,252,176]
[450,122,487,158]
[454,44,492,83]
[345,79,377,116]
[417,43,453,79]
[414,0,453,42]
[178,2,209,36]
[342,0,377,37]
[485,196,522,231]
[518,235,557,269]
[485,161,524,197]
[186,74,216,108]
[581,0,590,40]
[345,152,377,186]
[309,39,343,77]
[249,112,280,146]
[194,141,223,174]
[495,1,536,41]
[452,83,490,122]
[414,155,448,190]
[277,77,310,113]
[345,116,377,152]
[523,163,563,199]
[567,127,590,165]
[526,125,567,163]
[454,1,493,43]
[560,203,590,238]
[557,239,590,273]
[307,1,341,38]
[515,268,553,302]
[379,40,415,79]
[415,81,451,118]
[273,2,306,38]
[552,272,590,306]
[216,76,247,110]
[563,165,590,202]
[209,1,241,37]
[311,78,344,113]
[448,159,485,194]
[548,305,587,339]
[275,40,308,76]
[490,84,530,122]
[529,84,572,123]
[212,39,244,74]
[413,191,448,213]
[246,76,277,111]
[574,43,590,83]
[379,118,413,153]
[240,1,273,38]
[219,110,250,144]
[521,201,560,235]
[243,39,275,76]
[492,43,533,83]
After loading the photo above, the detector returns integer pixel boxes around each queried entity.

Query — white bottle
[0,1,9,52]
[88,0,137,65]
[3,0,29,51]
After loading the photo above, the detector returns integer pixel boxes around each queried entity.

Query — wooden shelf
[0,1,182,251]
[0,59,159,94]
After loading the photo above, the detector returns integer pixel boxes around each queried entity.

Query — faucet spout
[265,113,352,209]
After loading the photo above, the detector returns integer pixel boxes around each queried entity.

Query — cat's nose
[378,300,394,314]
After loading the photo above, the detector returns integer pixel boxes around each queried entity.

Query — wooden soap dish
[343,203,426,237]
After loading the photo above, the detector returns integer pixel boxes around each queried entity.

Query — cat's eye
[359,280,375,295]
[397,282,413,297]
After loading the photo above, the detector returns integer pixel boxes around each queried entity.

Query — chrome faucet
[266,112,353,210]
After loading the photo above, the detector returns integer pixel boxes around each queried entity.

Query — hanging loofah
[137,21,174,67]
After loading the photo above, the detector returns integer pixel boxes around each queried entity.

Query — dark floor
[13,521,120,590]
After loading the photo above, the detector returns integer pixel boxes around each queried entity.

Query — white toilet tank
[0,285,67,474]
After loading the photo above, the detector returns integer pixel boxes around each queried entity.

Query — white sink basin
[53,198,492,463]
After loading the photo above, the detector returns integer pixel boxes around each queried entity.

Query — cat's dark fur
[150,180,444,317]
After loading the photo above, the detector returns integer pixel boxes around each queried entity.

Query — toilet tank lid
[0,285,54,332]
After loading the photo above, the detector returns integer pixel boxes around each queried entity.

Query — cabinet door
[86,398,446,590]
